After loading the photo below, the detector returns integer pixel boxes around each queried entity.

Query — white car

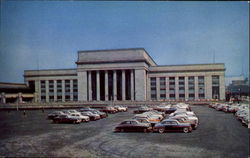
[143,111,164,120]
[114,105,128,112]
[69,113,90,122]
[169,113,199,125]
[169,111,196,117]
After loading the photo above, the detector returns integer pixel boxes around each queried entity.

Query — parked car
[79,108,108,118]
[169,114,198,129]
[69,113,90,122]
[114,119,152,133]
[133,114,162,123]
[100,106,118,113]
[170,116,198,129]
[52,114,81,124]
[133,106,153,114]
[215,104,224,111]
[133,117,158,127]
[47,111,65,120]
[80,111,101,121]
[153,119,192,133]
[114,105,128,112]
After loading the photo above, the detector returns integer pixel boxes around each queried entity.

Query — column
[1,92,6,104]
[18,92,23,103]
[122,70,126,100]
[219,74,225,100]
[194,76,199,100]
[45,80,49,102]
[77,71,88,101]
[130,70,134,101]
[96,71,100,101]
[166,77,169,100]
[184,76,189,101]
[105,71,109,101]
[88,71,92,101]
[70,79,73,101]
[134,69,147,101]
[175,77,179,100]
[35,80,40,102]
[113,70,117,101]
[205,75,212,100]
[54,80,57,101]
[62,80,65,102]
[156,77,160,100]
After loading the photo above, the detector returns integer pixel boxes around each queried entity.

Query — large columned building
[23,48,225,103]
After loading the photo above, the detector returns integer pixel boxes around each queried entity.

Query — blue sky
[0,1,249,83]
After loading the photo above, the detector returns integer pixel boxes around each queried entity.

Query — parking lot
[0,104,249,158]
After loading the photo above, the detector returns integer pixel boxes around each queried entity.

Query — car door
[171,121,180,132]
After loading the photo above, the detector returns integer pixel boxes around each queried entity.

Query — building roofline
[77,48,157,66]
[0,82,26,85]
[24,68,76,72]
[152,63,225,67]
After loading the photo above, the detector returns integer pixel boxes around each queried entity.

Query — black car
[52,115,81,124]
[153,119,192,133]
[114,120,152,133]
[47,111,65,120]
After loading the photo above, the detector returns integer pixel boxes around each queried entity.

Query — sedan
[52,115,81,124]
[114,120,152,133]
[153,119,192,133]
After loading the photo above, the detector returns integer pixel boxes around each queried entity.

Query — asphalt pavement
[0,104,249,158]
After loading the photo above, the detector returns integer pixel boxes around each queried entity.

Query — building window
[212,75,220,99]
[73,79,78,101]
[169,77,175,99]
[150,77,157,100]
[160,77,166,99]
[188,76,195,100]
[179,77,185,98]
[198,76,205,99]
[57,80,62,100]
[65,80,70,101]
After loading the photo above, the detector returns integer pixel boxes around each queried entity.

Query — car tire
[158,128,165,133]
[143,128,148,133]
[183,127,189,133]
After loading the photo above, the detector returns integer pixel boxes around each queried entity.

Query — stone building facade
[23,48,225,103]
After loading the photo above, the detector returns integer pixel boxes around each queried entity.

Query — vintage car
[143,111,164,120]
[228,105,240,113]
[47,111,65,120]
[133,114,162,123]
[169,111,195,117]
[52,114,81,124]
[114,119,152,132]
[80,111,101,121]
[153,105,171,112]
[170,116,198,129]
[133,117,158,126]
[222,104,230,112]
[79,108,107,118]
[215,104,224,111]
[153,119,192,133]
[114,105,128,112]
[90,110,108,118]
[69,113,90,122]
[169,114,198,129]
[133,106,153,114]
[100,106,118,113]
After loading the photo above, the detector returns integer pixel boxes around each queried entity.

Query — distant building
[226,77,249,100]
[1,48,226,103]
[0,82,34,103]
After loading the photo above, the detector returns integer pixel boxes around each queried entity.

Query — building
[3,48,225,103]
[0,82,35,103]
[226,77,249,100]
